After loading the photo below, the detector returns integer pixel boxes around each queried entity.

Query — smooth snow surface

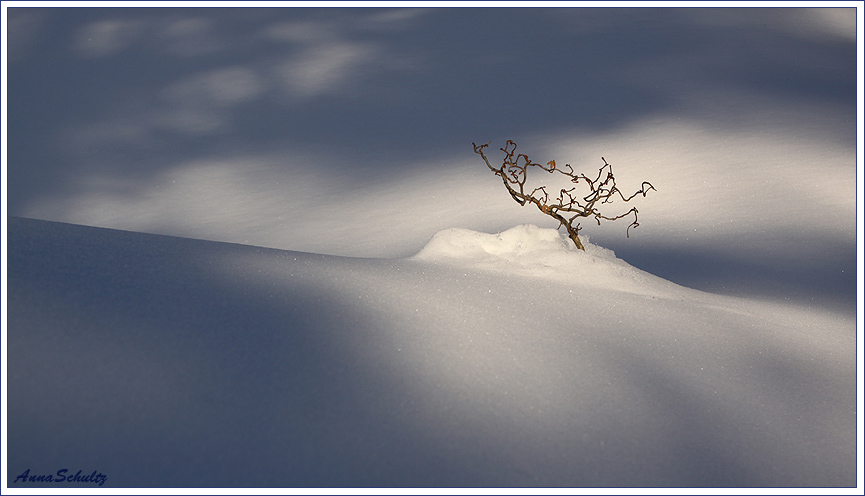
[6,217,857,488]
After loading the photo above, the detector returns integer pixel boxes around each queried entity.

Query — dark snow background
[6,6,858,309]
[3,4,861,489]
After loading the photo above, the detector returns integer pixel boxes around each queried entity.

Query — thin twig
[474,141,654,250]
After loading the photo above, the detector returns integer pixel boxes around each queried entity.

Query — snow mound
[412,225,689,297]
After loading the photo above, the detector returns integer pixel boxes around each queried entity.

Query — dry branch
[474,140,655,250]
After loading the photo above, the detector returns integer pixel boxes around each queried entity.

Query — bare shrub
[474,140,655,250]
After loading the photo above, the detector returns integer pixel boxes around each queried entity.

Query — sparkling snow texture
[6,218,856,488]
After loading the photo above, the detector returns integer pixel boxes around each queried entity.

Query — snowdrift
[5,217,857,488]
[413,224,693,299]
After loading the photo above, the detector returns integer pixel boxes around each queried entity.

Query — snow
[412,225,689,298]
[3,5,861,492]
[6,7,857,314]
[5,217,857,488]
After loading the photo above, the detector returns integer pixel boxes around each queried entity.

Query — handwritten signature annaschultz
[13,468,107,486]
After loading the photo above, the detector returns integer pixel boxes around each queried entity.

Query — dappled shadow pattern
[7,217,856,487]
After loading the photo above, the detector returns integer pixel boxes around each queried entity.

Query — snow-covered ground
[5,217,858,488]
[3,4,862,492]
